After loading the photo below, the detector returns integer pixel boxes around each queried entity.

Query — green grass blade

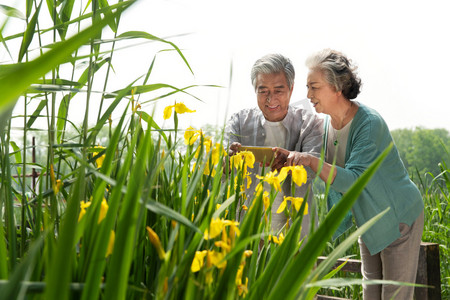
[44,166,85,300]
[26,99,47,128]
[247,214,303,299]
[0,220,7,279]
[0,236,44,299]
[0,5,25,19]
[18,1,42,62]
[117,31,193,75]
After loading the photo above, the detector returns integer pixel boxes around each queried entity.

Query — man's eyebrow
[258,85,286,89]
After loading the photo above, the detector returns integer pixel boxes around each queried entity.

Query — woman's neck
[330,100,357,130]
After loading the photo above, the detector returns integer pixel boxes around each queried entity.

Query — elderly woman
[274,49,424,300]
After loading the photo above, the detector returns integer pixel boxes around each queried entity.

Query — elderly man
[226,53,323,238]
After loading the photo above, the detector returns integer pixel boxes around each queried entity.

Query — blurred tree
[391,127,450,177]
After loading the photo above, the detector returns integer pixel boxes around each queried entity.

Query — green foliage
[391,127,450,177]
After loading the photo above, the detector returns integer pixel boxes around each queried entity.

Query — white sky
[3,0,450,134]
[116,0,450,132]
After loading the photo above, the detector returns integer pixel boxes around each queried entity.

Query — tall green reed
[415,145,449,298]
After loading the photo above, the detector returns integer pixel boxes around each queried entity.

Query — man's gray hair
[251,53,295,91]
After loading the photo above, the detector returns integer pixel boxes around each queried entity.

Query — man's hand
[228,142,242,156]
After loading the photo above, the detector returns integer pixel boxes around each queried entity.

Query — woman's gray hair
[251,53,295,91]
[305,49,362,100]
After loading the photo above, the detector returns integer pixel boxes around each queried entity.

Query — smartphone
[239,146,274,163]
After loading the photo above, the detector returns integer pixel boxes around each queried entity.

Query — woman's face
[306,70,340,114]
[256,72,293,122]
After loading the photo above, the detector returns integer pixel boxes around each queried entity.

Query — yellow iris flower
[146,226,166,260]
[184,126,202,145]
[163,102,196,120]
[243,250,253,258]
[263,191,270,212]
[256,170,287,192]
[270,232,285,245]
[230,151,255,170]
[276,196,308,215]
[49,165,63,195]
[204,218,240,240]
[204,218,224,240]
[98,198,109,223]
[278,165,307,187]
[208,250,227,269]
[106,230,115,257]
[236,264,249,296]
[191,250,207,272]
[93,146,106,168]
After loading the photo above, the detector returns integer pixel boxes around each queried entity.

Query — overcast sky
[3,0,450,133]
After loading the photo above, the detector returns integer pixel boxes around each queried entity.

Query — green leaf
[0,5,26,19]
[138,111,169,144]
[45,166,85,300]
[26,99,47,128]
[117,31,194,75]
[0,236,44,298]
[18,1,42,62]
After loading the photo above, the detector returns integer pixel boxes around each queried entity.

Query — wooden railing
[316,242,441,300]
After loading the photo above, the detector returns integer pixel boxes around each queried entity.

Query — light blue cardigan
[325,103,424,255]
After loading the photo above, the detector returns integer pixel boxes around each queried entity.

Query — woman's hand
[272,148,312,170]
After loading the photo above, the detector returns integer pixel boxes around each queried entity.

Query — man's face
[256,72,293,122]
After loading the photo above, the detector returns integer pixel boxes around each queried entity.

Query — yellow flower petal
[204,218,224,240]
[208,250,227,269]
[291,165,307,187]
[98,198,108,223]
[163,105,174,120]
[54,179,62,194]
[243,250,253,258]
[146,226,166,260]
[263,191,270,212]
[278,167,289,182]
[93,146,106,168]
[191,250,207,272]
[184,127,201,145]
[276,197,287,214]
[214,241,231,252]
[174,102,196,114]
[106,230,115,257]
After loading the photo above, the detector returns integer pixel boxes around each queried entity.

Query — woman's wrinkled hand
[272,148,311,170]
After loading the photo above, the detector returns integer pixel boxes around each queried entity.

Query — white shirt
[326,120,353,168]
